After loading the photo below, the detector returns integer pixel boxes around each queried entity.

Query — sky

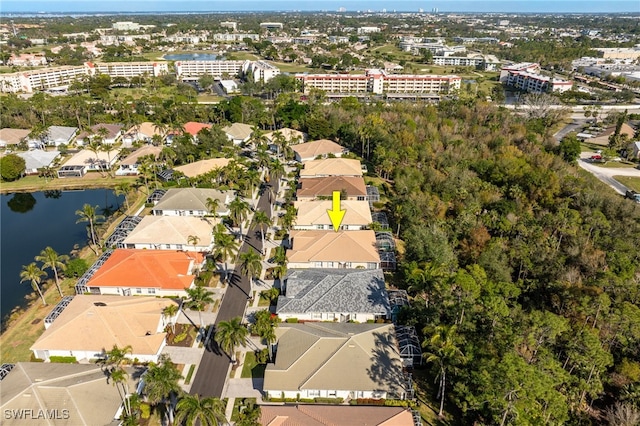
[1,1,638,14]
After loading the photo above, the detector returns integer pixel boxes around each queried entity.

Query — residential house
[299,158,363,178]
[77,123,123,145]
[222,122,253,145]
[276,269,391,322]
[174,158,232,179]
[120,215,217,251]
[31,295,180,362]
[264,127,307,153]
[122,122,166,146]
[0,128,30,148]
[292,139,346,162]
[17,149,60,175]
[75,249,204,297]
[151,188,233,217]
[293,200,372,231]
[0,362,140,426]
[61,147,121,172]
[116,144,162,176]
[259,405,415,426]
[263,323,407,400]
[590,123,636,146]
[183,122,212,141]
[296,176,368,201]
[44,126,78,147]
[287,230,380,269]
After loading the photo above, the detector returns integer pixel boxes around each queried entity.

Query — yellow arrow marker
[327,191,346,232]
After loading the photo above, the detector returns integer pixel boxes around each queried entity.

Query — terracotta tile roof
[31,295,179,357]
[125,122,165,138]
[292,139,345,161]
[296,176,367,199]
[87,249,202,290]
[288,230,379,264]
[300,158,363,178]
[260,405,414,426]
[183,122,212,136]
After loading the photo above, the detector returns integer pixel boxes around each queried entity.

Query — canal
[0,189,122,323]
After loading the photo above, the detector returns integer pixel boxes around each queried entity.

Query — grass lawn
[615,176,640,192]
[0,174,137,194]
[595,161,638,169]
[412,368,453,425]
[265,60,310,73]
[228,52,259,61]
[240,351,266,379]
[197,94,224,103]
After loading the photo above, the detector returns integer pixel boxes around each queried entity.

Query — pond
[164,53,223,61]
[0,189,122,323]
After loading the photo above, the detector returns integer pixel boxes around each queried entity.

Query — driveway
[189,176,277,398]
[161,346,204,364]
[577,153,640,195]
[224,378,264,398]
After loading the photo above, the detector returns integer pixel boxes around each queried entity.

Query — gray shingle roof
[277,269,390,317]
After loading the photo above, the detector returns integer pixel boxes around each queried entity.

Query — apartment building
[174,60,246,80]
[501,63,572,93]
[0,65,89,93]
[244,60,281,83]
[212,33,259,42]
[88,61,169,78]
[296,69,460,95]
[433,54,500,71]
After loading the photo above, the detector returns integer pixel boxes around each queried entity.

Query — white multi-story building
[174,60,246,80]
[113,21,141,31]
[0,66,89,93]
[220,21,237,31]
[295,69,460,95]
[245,60,280,83]
[212,33,259,42]
[88,61,169,78]
[433,54,500,71]
[358,26,381,34]
[501,63,572,93]
[260,22,284,29]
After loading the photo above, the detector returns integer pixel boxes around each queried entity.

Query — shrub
[285,318,298,323]
[314,397,344,404]
[30,353,44,362]
[65,258,89,278]
[140,403,151,419]
[174,332,188,343]
[49,356,78,363]
[356,398,386,405]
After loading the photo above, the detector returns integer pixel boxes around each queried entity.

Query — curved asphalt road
[189,177,275,398]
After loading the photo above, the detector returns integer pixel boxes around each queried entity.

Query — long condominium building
[295,69,461,95]
[500,62,573,93]
[0,60,281,93]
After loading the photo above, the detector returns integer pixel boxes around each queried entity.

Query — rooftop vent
[93,302,107,307]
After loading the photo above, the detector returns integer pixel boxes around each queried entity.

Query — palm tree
[422,325,465,417]
[185,286,214,329]
[229,196,251,240]
[114,182,131,212]
[252,210,272,254]
[163,304,179,334]
[20,263,47,306]
[174,394,226,426]
[240,249,263,288]
[255,147,270,173]
[187,235,201,253]
[75,203,104,252]
[102,344,133,372]
[110,367,134,418]
[205,197,220,218]
[270,158,285,185]
[212,232,239,283]
[214,316,248,363]
[143,354,183,425]
[236,399,261,426]
[35,246,69,298]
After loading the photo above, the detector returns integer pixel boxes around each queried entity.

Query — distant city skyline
[1,1,638,14]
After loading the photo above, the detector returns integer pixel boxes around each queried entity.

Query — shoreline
[0,188,146,362]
